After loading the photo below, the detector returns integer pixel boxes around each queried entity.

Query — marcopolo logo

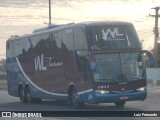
[34,54,63,71]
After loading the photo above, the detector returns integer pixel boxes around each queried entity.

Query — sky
[0,0,159,59]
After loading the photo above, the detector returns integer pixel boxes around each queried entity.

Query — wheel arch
[68,83,76,100]
[24,83,31,92]
[18,83,23,96]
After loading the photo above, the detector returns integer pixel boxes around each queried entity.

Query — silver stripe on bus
[78,89,93,95]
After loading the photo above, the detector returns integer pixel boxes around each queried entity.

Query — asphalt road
[0,86,160,120]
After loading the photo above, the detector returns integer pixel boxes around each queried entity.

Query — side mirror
[141,50,155,68]
[91,61,96,71]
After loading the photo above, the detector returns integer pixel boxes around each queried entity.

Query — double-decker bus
[6,21,155,108]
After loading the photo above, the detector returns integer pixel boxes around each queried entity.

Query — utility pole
[150,6,160,67]
[49,0,52,25]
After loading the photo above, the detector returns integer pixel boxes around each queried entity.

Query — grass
[0,79,7,89]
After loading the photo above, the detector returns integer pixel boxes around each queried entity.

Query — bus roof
[79,21,133,27]
[7,21,133,41]
[33,21,133,33]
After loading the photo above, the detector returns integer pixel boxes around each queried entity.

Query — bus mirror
[141,50,155,68]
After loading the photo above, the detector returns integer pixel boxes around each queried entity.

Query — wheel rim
[27,92,31,102]
[26,88,32,103]
[71,89,78,105]
[19,90,24,101]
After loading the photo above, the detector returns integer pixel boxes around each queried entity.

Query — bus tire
[25,86,34,103]
[114,101,126,107]
[19,87,27,103]
[34,98,42,103]
[69,87,84,108]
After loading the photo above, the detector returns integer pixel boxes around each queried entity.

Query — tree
[0,59,6,72]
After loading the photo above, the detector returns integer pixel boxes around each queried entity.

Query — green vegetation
[0,59,6,72]
[0,80,7,89]
[0,59,6,80]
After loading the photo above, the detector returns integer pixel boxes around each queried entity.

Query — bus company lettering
[98,85,109,89]
[102,28,124,41]
[34,54,63,71]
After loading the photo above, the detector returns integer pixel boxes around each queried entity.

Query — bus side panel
[6,58,20,97]
[7,55,69,100]
[18,52,67,94]
[62,51,95,103]
[63,51,87,92]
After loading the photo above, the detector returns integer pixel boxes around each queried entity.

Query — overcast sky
[0,0,159,59]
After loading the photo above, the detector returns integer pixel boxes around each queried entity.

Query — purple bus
[6,21,155,108]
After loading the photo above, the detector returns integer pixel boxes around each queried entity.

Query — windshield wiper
[127,77,142,80]
[103,79,119,83]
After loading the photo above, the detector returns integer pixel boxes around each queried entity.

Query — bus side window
[6,41,11,58]
[7,41,10,50]
[51,32,61,50]
[15,39,22,56]
[61,29,74,50]
[21,38,30,56]
[74,27,92,81]
[7,40,16,58]
[74,27,88,50]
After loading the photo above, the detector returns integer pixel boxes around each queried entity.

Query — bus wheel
[26,86,34,103]
[70,88,84,108]
[114,101,126,107]
[19,87,27,103]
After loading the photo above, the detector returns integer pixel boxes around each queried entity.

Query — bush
[157,80,160,85]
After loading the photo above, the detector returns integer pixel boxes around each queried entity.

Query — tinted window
[6,40,15,58]
[86,25,141,50]
[93,52,144,82]
[61,29,74,50]
[74,27,88,50]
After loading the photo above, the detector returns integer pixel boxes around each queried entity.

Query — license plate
[120,96,128,100]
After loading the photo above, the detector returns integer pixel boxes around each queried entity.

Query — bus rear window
[86,25,141,50]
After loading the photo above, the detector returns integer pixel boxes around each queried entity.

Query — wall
[146,68,160,86]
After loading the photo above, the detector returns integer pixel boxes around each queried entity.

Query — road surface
[0,86,160,120]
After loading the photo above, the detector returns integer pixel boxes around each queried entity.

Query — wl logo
[34,54,47,71]
[34,54,63,71]
[102,28,124,41]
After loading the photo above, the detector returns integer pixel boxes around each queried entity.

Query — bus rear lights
[136,87,145,91]
[96,90,109,94]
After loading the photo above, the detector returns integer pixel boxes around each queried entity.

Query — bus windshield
[86,25,141,50]
[93,52,144,82]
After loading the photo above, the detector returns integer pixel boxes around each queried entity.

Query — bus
[6,21,155,108]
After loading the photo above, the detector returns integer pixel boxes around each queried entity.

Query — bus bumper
[85,90,147,104]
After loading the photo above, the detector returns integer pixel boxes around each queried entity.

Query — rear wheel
[70,87,84,108]
[114,101,126,107]
[19,87,27,103]
[26,86,41,103]
[26,86,34,103]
